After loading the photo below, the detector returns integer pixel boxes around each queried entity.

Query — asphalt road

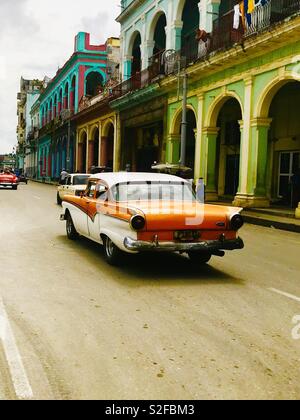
[0,181,300,400]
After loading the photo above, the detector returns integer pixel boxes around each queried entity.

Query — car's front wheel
[188,251,212,265]
[66,213,79,240]
[103,236,124,266]
[57,192,62,206]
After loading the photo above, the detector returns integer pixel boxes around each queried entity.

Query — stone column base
[296,203,300,219]
[233,194,270,209]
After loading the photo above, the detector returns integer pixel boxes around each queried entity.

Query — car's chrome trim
[124,237,244,253]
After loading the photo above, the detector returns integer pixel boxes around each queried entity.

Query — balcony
[109,0,300,105]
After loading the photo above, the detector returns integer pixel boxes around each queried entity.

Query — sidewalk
[242,208,300,234]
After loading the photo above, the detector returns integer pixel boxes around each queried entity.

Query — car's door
[87,182,108,242]
[72,180,97,237]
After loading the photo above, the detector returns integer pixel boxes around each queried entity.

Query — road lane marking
[269,288,300,304]
[33,196,41,200]
[0,298,33,400]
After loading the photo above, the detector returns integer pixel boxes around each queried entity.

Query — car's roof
[90,172,188,188]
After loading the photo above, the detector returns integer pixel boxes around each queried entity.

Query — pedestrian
[291,167,300,208]
[60,168,68,184]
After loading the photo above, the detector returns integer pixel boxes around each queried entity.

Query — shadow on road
[56,235,243,287]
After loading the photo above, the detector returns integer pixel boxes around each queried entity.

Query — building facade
[112,0,300,209]
[16,78,45,172]
[33,33,120,181]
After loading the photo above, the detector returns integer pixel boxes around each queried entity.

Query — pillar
[100,137,108,167]
[203,127,220,202]
[57,101,61,115]
[166,134,181,164]
[194,94,205,180]
[144,40,155,66]
[70,89,75,112]
[201,0,221,33]
[170,21,183,51]
[124,55,132,81]
[234,118,272,208]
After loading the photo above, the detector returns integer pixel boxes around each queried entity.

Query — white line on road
[269,288,300,304]
[33,196,41,200]
[0,298,33,400]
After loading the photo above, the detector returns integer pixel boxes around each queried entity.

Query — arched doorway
[217,98,242,197]
[101,122,114,169]
[267,81,300,207]
[153,13,167,55]
[172,108,197,177]
[85,72,104,97]
[92,127,100,168]
[181,0,200,60]
[206,97,243,200]
[78,131,87,173]
[132,33,142,76]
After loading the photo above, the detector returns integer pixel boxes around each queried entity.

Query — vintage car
[18,174,28,184]
[0,171,19,190]
[57,174,90,205]
[60,173,244,266]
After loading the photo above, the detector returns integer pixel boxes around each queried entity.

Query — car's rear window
[73,176,89,186]
[111,181,196,202]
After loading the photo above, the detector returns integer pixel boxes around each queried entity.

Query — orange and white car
[60,173,244,266]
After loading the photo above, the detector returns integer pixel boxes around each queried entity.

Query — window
[95,183,108,200]
[86,181,97,198]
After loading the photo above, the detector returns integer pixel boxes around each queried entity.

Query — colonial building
[16,77,45,172]
[112,0,300,209]
[36,33,120,181]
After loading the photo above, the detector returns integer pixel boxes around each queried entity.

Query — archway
[78,131,87,173]
[101,122,114,169]
[266,81,300,207]
[181,0,200,60]
[85,71,104,97]
[90,127,100,169]
[172,108,197,177]
[206,96,243,200]
[64,83,69,110]
[131,33,142,76]
[153,13,167,56]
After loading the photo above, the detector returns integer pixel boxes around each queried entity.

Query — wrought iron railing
[108,0,300,103]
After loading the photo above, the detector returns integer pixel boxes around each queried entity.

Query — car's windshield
[111,181,196,202]
[73,176,89,186]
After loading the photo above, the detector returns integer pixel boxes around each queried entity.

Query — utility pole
[180,72,188,167]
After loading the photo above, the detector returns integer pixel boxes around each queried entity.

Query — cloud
[0,0,120,154]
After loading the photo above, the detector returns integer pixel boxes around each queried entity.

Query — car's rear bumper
[124,237,244,253]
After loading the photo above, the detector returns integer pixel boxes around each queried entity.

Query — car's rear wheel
[188,251,212,265]
[57,192,62,206]
[66,213,79,240]
[12,185,18,190]
[103,236,124,266]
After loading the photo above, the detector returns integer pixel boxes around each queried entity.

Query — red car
[0,171,19,190]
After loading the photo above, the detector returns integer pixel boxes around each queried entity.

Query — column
[203,127,220,202]
[194,94,205,180]
[123,55,132,81]
[144,40,155,65]
[114,114,122,172]
[77,142,83,173]
[70,89,75,112]
[254,118,272,199]
[170,21,183,51]
[166,134,181,164]
[57,100,61,115]
[201,0,221,33]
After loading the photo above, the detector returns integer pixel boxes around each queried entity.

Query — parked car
[0,171,19,190]
[60,172,244,266]
[18,174,28,184]
[57,174,90,205]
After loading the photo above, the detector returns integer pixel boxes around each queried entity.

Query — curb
[243,214,300,234]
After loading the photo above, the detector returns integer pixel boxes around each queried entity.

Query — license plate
[174,231,200,242]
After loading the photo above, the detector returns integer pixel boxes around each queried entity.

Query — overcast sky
[0,0,120,154]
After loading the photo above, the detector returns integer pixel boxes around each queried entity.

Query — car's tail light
[230,214,244,231]
[130,215,146,231]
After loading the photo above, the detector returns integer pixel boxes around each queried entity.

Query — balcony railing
[108,0,300,105]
